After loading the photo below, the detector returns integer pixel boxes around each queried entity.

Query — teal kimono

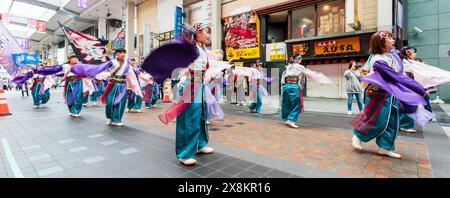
[144,82,159,108]
[31,75,50,106]
[281,64,305,122]
[353,90,399,151]
[352,54,402,151]
[63,63,83,114]
[175,44,209,159]
[248,79,262,113]
[103,59,130,123]
[127,90,143,110]
[90,80,105,102]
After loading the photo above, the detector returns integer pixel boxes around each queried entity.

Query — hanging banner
[36,21,46,33]
[59,22,110,64]
[12,53,39,67]
[0,13,9,25]
[224,12,260,60]
[266,42,286,62]
[174,6,184,38]
[15,37,29,49]
[0,23,24,76]
[27,18,37,28]
[314,37,361,56]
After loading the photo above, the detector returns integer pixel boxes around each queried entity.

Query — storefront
[287,33,373,98]
[254,0,382,98]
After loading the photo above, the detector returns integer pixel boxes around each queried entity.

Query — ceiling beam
[8,21,58,34]
[12,0,97,25]
[13,0,60,11]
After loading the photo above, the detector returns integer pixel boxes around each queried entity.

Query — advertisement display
[224,12,260,60]
[266,42,286,62]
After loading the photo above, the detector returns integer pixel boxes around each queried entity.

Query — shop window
[292,6,316,39]
[291,0,345,39]
[318,0,345,36]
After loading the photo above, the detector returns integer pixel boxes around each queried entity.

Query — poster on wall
[224,12,260,60]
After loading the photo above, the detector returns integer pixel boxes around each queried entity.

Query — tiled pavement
[1,89,449,178]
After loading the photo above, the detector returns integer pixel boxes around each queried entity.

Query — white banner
[266,42,287,62]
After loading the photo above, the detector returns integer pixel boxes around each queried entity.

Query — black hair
[400,46,417,60]
[289,54,302,64]
[348,61,357,69]
[69,55,78,59]
[115,48,127,54]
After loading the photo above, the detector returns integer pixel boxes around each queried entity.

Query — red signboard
[0,13,9,24]
[36,21,46,33]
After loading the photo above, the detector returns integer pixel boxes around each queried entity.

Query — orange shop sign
[292,43,309,56]
[314,37,360,56]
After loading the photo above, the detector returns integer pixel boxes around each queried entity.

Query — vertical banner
[346,0,360,30]
[224,12,260,60]
[0,23,24,75]
[27,18,37,28]
[174,6,184,38]
[15,37,29,49]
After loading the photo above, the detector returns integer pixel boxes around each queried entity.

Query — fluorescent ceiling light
[9,1,57,21]
[27,5,48,19]
[7,23,28,32]
[0,0,13,13]
[5,24,37,38]
[40,9,57,21]
[9,1,32,18]
[302,18,313,24]
[27,28,36,37]
[37,0,71,7]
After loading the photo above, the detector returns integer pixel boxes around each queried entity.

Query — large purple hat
[141,37,199,84]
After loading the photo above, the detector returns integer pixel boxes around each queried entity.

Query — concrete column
[211,0,222,50]
[377,0,393,31]
[64,38,69,61]
[125,2,137,58]
[98,17,107,40]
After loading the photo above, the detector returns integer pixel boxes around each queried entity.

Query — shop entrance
[306,63,347,99]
